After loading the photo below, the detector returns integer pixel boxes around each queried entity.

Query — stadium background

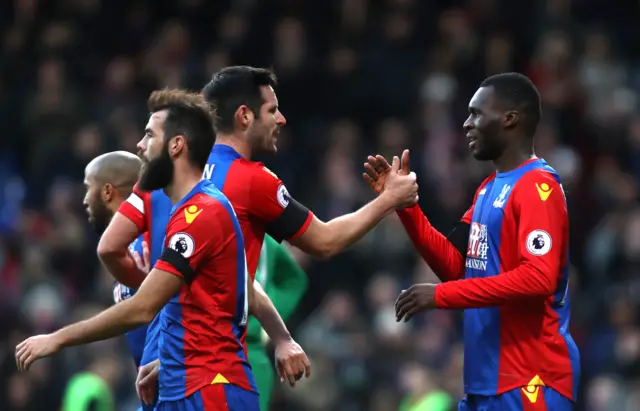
[1,0,640,410]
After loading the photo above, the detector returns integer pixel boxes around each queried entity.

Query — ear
[503,110,519,129]
[102,183,115,202]
[235,105,254,129]
[169,135,186,157]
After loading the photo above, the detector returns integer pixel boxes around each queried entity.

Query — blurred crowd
[1,0,640,410]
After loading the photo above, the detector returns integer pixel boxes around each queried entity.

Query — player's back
[153,179,256,401]
[463,158,579,400]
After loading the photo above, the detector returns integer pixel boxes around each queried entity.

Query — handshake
[361,149,418,209]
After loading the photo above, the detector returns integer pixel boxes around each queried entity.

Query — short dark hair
[147,89,215,170]
[202,66,278,133]
[480,72,541,135]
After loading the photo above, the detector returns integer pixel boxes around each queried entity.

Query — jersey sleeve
[394,175,492,282]
[153,202,223,283]
[117,184,149,232]
[435,171,567,309]
[249,166,313,243]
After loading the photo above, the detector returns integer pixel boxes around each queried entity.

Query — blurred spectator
[2,1,640,410]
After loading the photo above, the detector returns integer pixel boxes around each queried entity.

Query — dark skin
[364,86,537,321]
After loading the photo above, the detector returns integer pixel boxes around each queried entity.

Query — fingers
[390,156,400,172]
[276,353,310,388]
[396,298,416,322]
[137,367,158,405]
[136,377,143,401]
[132,251,143,271]
[15,340,30,372]
[362,173,373,187]
[303,355,311,378]
[278,358,297,387]
[401,149,410,174]
[363,162,379,181]
[374,155,391,171]
[276,362,286,384]
[395,289,414,322]
[142,241,150,270]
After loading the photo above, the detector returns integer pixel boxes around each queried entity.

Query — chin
[472,148,496,162]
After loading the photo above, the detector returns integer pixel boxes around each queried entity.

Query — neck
[493,142,536,173]
[106,195,125,216]
[164,164,203,204]
[215,133,252,159]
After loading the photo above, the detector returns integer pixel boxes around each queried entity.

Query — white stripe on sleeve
[126,193,145,214]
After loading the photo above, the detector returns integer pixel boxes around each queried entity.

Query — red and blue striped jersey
[436,158,580,400]
[153,179,256,401]
[118,185,173,368]
[204,144,313,279]
[397,158,580,402]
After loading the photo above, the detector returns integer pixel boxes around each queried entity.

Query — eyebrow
[145,127,153,135]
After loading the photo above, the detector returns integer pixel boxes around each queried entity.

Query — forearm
[99,250,146,289]
[435,264,556,309]
[252,283,292,343]
[55,299,153,348]
[321,195,396,257]
[396,205,465,282]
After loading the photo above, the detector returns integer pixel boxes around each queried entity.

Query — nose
[277,111,287,126]
[137,138,146,154]
[463,116,474,131]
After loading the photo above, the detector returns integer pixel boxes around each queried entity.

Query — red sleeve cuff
[435,283,446,308]
[289,212,313,240]
[118,203,146,232]
[154,260,184,279]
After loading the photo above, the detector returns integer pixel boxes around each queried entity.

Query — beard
[89,200,112,235]
[138,146,174,192]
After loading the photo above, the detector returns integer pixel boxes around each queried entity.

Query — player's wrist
[51,329,70,349]
[375,192,397,215]
[270,332,293,345]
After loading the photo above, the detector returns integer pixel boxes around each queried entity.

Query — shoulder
[237,160,282,183]
[515,167,562,197]
[473,172,496,199]
[171,194,229,227]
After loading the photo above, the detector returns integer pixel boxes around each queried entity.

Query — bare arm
[251,281,292,342]
[97,212,147,288]
[289,154,417,259]
[289,197,396,259]
[56,269,181,348]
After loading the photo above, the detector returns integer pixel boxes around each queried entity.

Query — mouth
[467,133,477,149]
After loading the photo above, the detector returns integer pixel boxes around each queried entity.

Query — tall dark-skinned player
[364,73,579,411]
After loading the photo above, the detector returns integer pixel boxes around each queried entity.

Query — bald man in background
[82,151,153,411]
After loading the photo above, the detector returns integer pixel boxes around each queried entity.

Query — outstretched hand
[363,149,411,195]
[15,334,62,372]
